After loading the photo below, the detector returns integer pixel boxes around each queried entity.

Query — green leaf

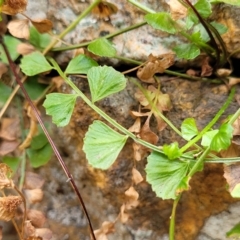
[20,52,54,76]
[27,143,52,168]
[88,38,117,57]
[201,129,218,147]
[31,133,48,150]
[194,21,228,42]
[0,82,11,107]
[187,10,199,25]
[210,0,240,6]
[87,66,126,103]
[189,31,213,54]
[43,93,78,127]
[173,43,200,59]
[145,13,177,34]
[146,151,190,199]
[83,120,128,169]
[29,26,52,50]
[177,176,191,193]
[226,223,240,237]
[201,124,233,151]
[210,123,233,152]
[24,76,47,100]
[194,0,212,18]
[0,35,21,64]
[190,31,203,43]
[163,142,181,160]
[64,54,98,75]
[187,0,212,24]
[185,16,195,30]
[2,156,19,172]
[211,21,228,35]
[195,24,210,42]
[181,118,199,140]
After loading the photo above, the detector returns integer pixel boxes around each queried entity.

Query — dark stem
[205,21,228,66]
[183,0,221,69]
[0,37,96,240]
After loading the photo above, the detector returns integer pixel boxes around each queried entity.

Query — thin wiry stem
[0,37,96,240]
[14,186,27,238]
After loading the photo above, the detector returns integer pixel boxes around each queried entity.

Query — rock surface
[24,1,240,61]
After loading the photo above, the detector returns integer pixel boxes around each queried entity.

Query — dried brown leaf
[19,106,38,150]
[132,168,143,185]
[24,172,45,189]
[17,43,35,55]
[232,135,240,146]
[132,143,141,161]
[35,228,52,240]
[154,115,167,132]
[95,232,108,240]
[224,163,240,195]
[0,196,22,221]
[142,86,171,131]
[7,19,30,39]
[26,237,42,240]
[154,95,171,131]
[168,0,187,20]
[51,76,64,90]
[0,140,19,156]
[124,186,139,209]
[72,48,85,58]
[228,77,240,87]
[24,189,43,204]
[135,85,172,113]
[220,143,240,158]
[27,209,46,228]
[137,54,174,83]
[156,93,172,112]
[2,0,27,15]
[140,116,159,146]
[0,163,14,189]
[0,118,19,141]
[24,221,36,238]
[236,95,240,106]
[120,204,129,223]
[134,88,154,108]
[94,221,115,240]
[232,117,240,136]
[31,19,53,33]
[130,111,151,118]
[128,118,141,133]
[132,142,147,161]
[83,48,100,61]
[201,57,213,77]
[217,68,232,78]
[186,69,200,77]
[92,1,118,19]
